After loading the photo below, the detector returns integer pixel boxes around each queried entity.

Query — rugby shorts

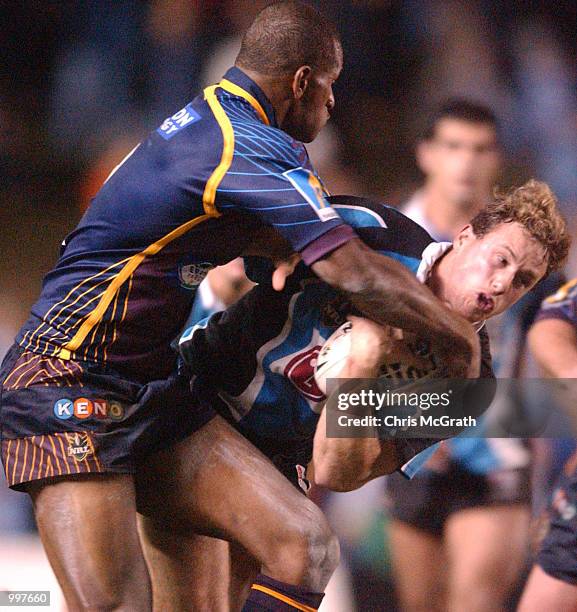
[0,344,214,491]
[386,460,531,536]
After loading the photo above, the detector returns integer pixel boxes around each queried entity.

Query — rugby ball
[314,322,353,395]
[314,319,440,396]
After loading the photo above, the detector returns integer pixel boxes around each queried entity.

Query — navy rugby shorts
[0,345,214,491]
[536,454,577,585]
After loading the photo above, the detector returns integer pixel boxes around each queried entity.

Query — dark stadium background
[0,1,576,609]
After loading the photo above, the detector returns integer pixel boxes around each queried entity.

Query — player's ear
[291,66,312,100]
[416,139,433,175]
[453,224,475,250]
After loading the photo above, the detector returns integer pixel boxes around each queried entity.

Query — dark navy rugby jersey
[534,277,577,330]
[179,197,494,478]
[15,68,354,381]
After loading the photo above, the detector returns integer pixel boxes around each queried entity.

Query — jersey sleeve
[534,277,577,326]
[178,284,292,395]
[216,136,355,264]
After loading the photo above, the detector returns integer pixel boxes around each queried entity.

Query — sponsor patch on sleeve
[157,103,201,140]
[283,167,339,222]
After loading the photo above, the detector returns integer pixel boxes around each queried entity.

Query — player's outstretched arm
[311,239,480,379]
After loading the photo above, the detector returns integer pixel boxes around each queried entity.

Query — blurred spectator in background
[201,0,269,87]
[385,99,562,612]
[49,1,147,159]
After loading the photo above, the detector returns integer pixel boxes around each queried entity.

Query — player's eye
[514,272,533,289]
[496,255,508,266]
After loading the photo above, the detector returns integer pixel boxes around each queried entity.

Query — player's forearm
[312,407,398,492]
[312,240,479,378]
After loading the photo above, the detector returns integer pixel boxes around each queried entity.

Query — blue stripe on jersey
[332,204,388,228]
[378,251,421,275]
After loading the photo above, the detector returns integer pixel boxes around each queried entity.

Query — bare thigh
[136,415,338,591]
[518,565,577,612]
[388,519,446,612]
[445,504,530,612]
[29,473,151,611]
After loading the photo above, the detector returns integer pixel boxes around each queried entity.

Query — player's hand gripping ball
[314,317,439,395]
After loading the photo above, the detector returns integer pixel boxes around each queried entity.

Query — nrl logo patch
[178,263,212,290]
[65,432,94,462]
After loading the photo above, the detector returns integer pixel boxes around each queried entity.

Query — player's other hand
[272,253,301,291]
[343,315,402,377]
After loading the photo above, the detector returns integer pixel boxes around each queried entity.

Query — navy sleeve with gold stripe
[536,277,577,327]
[15,67,352,382]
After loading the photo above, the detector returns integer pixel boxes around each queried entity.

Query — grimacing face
[282,44,342,143]
[439,222,548,322]
[417,118,500,206]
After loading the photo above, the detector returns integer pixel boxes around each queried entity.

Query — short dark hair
[422,98,499,141]
[235,1,341,76]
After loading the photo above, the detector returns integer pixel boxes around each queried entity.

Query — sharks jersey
[179,196,494,478]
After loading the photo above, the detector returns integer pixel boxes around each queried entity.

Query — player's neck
[419,185,486,240]
[235,66,290,126]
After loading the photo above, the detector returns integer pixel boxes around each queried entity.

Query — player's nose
[491,271,513,295]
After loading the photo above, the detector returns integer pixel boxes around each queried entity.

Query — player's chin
[303,117,329,142]
[301,126,323,143]
[459,303,484,323]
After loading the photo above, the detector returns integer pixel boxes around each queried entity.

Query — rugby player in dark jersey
[519,280,577,611]
[0,3,486,609]
[137,185,567,610]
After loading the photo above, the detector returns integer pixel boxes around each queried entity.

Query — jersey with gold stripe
[15,67,353,382]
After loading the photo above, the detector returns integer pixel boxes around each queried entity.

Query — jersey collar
[219,67,278,128]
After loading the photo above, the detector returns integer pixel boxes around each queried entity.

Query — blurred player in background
[519,280,577,611]
[386,99,564,611]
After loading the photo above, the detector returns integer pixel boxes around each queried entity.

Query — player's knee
[449,563,507,610]
[69,573,152,612]
[266,503,339,587]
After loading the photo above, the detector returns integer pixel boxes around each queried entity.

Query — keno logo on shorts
[54,398,124,421]
[283,168,339,222]
[284,346,325,402]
